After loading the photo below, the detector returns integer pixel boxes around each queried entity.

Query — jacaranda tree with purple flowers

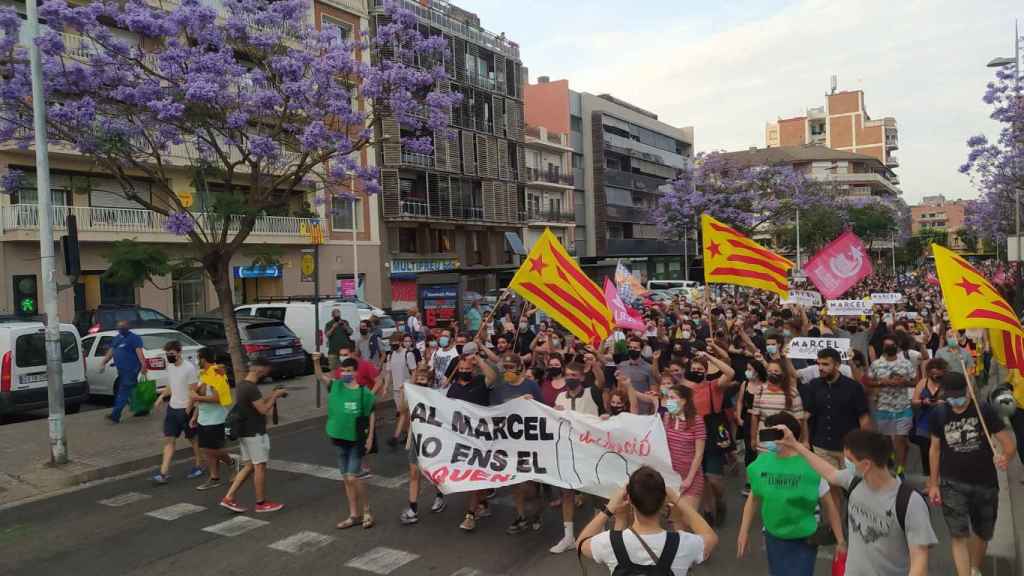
[0,0,459,379]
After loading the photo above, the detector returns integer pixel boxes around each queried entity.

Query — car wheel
[66,403,81,414]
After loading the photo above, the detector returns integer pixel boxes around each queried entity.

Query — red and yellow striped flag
[933,243,1024,369]
[702,214,793,298]
[509,229,612,347]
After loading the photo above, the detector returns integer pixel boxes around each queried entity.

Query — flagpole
[796,208,802,272]
[959,357,998,454]
[683,223,690,282]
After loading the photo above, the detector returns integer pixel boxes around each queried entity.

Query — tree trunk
[207,256,248,385]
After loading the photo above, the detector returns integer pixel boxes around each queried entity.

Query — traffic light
[62,214,80,277]
[12,275,37,316]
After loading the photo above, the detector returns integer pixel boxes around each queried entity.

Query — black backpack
[224,403,245,441]
[847,477,915,532]
[610,530,679,576]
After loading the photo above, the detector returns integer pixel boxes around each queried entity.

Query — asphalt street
[0,406,961,575]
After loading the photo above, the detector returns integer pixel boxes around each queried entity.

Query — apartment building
[911,195,968,251]
[525,77,694,281]
[766,86,899,184]
[0,0,385,320]
[521,78,575,251]
[369,0,525,309]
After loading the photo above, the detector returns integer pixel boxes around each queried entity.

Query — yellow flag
[702,214,793,298]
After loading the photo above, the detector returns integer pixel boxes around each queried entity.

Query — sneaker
[196,478,222,491]
[357,469,372,480]
[506,516,528,535]
[549,536,576,554]
[530,514,543,532]
[105,414,120,424]
[220,498,247,513]
[431,495,446,513]
[476,503,492,518]
[187,467,205,480]
[459,512,476,532]
[254,501,284,513]
[399,508,419,525]
[151,473,170,485]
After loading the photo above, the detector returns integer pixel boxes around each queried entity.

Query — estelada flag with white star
[509,229,612,347]
[932,243,1024,369]
[702,214,793,299]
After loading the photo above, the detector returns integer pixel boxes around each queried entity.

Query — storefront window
[173,269,207,320]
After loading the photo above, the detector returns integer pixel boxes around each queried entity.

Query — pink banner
[604,278,644,330]
[804,231,873,300]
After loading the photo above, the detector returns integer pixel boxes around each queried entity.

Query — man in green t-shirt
[737,412,844,576]
[314,353,375,530]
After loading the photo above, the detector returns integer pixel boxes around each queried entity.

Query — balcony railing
[604,169,667,193]
[371,0,520,61]
[401,151,434,168]
[524,167,574,186]
[526,207,575,223]
[397,198,486,221]
[526,126,568,147]
[0,204,325,238]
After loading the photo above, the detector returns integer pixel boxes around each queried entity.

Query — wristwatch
[597,504,612,516]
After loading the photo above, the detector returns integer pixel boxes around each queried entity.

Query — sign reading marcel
[403,385,680,498]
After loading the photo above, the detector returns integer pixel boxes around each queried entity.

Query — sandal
[336,516,360,530]
[362,512,375,529]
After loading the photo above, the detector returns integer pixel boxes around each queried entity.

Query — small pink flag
[804,231,874,300]
[604,278,644,330]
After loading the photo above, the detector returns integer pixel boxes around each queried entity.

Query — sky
[467,0,1022,205]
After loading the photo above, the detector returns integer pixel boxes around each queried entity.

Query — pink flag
[804,231,873,300]
[604,278,644,330]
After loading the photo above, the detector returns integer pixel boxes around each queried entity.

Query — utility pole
[891,230,897,277]
[795,208,802,271]
[350,175,359,300]
[27,0,67,465]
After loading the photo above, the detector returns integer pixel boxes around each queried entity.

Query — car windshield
[140,332,200,349]
[244,323,294,340]
[379,317,396,328]
[97,309,138,325]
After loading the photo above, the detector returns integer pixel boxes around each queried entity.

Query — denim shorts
[163,407,196,439]
[334,440,362,476]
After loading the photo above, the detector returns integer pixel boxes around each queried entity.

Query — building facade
[0,0,386,321]
[911,195,968,251]
[766,87,899,184]
[521,78,575,251]
[369,0,526,309]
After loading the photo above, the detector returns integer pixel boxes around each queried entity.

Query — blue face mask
[665,399,680,414]
[844,457,862,478]
[439,336,450,347]
[762,441,779,454]
[766,344,779,356]
[783,330,792,339]
[339,373,354,384]
[948,396,969,408]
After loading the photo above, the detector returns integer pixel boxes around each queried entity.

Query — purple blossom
[164,211,195,236]
[0,168,24,195]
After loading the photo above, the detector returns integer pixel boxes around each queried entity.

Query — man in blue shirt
[100,321,149,423]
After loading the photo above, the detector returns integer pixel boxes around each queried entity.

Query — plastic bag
[831,549,847,576]
[130,378,158,414]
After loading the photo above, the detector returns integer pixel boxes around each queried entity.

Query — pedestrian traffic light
[62,214,81,277]
[12,275,37,316]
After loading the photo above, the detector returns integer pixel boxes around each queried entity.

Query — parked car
[81,329,202,397]
[646,280,701,291]
[0,320,88,418]
[74,304,176,336]
[234,300,362,361]
[176,316,306,380]
[378,315,398,340]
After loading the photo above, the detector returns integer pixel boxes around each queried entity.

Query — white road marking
[268,530,335,555]
[201,516,269,537]
[145,502,206,521]
[98,492,151,507]
[364,472,409,489]
[269,459,407,488]
[344,547,420,574]
[450,569,505,576]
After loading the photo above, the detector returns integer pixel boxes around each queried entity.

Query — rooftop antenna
[830,74,837,95]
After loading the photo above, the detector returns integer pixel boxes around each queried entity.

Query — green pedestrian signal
[19,297,36,314]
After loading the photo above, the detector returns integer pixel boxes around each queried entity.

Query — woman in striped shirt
[750,360,809,449]
[663,384,706,512]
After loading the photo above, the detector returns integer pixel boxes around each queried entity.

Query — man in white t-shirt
[428,328,459,387]
[578,467,717,575]
[152,340,202,484]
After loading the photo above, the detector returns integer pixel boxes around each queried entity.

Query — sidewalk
[0,375,377,507]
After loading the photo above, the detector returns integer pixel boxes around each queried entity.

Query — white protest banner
[787,337,851,361]
[870,293,904,305]
[827,299,874,316]
[403,384,681,498]
[896,311,920,320]
[782,290,822,307]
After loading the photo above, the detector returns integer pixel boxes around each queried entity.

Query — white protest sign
[896,311,920,320]
[782,290,822,307]
[827,299,874,316]
[870,293,904,305]
[787,337,851,361]
[404,385,681,498]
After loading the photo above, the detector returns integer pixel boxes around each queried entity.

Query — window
[138,308,170,322]
[570,116,582,133]
[432,229,453,253]
[398,228,418,253]
[321,15,352,42]
[254,307,286,321]
[15,332,80,367]
[172,270,206,321]
[94,336,114,357]
[140,332,200,349]
[332,197,363,231]
[81,337,94,357]
[244,322,294,340]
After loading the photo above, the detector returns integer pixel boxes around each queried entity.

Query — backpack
[224,402,244,441]
[847,477,915,533]
[610,529,679,576]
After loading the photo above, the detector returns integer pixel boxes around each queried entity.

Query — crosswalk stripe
[364,472,409,489]
[344,546,420,574]
[268,530,335,555]
[98,492,151,507]
[449,569,505,576]
[268,459,407,488]
[202,516,269,537]
[145,503,206,521]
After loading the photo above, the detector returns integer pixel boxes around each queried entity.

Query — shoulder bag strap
[609,530,634,567]
[628,528,661,564]
[895,482,915,533]
[656,532,680,570]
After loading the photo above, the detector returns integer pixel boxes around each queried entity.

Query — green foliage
[102,240,193,287]
[917,227,949,247]
[848,204,898,246]
[774,206,845,253]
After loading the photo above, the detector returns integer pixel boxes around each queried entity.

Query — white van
[235,300,362,357]
[0,321,89,418]
[647,280,701,291]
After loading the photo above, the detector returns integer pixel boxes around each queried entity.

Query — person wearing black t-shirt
[445,342,494,532]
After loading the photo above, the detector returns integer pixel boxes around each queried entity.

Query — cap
[461,341,479,357]
[500,353,523,370]
[940,372,968,394]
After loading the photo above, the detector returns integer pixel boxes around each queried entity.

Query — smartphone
[758,428,784,442]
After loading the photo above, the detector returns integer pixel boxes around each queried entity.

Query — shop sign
[234,265,281,279]
[391,258,459,275]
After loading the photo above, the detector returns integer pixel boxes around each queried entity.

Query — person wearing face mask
[928,372,1016,576]
[911,358,947,474]
[606,389,634,416]
[151,340,203,484]
[355,320,381,365]
[750,360,808,453]
[738,413,844,576]
[662,384,705,512]
[315,354,376,530]
[868,335,916,476]
[778,427,937,576]
[539,355,567,408]
[387,335,421,449]
[936,328,975,375]
[428,329,459,387]
[683,351,735,525]
[100,320,149,423]
[617,337,654,410]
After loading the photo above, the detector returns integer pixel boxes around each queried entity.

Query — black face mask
[686,371,705,382]
[166,354,178,363]
[566,378,583,390]
[884,345,898,356]
[546,367,563,378]
[457,371,473,382]
[360,329,369,335]
[609,406,624,415]
[767,373,784,384]
[628,349,642,360]
[456,345,464,354]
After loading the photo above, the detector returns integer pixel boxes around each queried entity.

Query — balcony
[396,198,487,221]
[604,170,668,193]
[401,151,435,169]
[886,155,900,168]
[605,204,652,224]
[525,126,572,150]
[370,0,520,61]
[526,207,575,224]
[0,204,324,245]
[524,167,574,187]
